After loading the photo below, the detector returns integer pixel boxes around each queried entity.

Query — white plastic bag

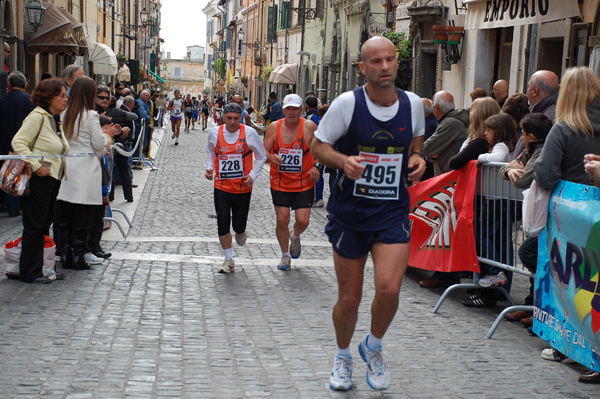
[522,180,551,237]
[4,236,57,280]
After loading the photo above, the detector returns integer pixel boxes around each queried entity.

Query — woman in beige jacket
[11,78,69,284]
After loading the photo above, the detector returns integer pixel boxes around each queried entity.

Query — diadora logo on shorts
[410,182,457,250]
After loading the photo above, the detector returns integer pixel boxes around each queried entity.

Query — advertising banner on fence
[408,161,479,273]
[533,180,600,372]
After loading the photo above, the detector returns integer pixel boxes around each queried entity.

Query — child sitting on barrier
[499,113,553,324]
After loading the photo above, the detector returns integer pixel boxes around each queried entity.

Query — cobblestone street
[0,120,597,398]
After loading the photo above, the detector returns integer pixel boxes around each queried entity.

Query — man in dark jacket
[108,95,137,202]
[0,71,35,216]
[262,92,283,126]
[527,70,559,122]
[423,91,469,176]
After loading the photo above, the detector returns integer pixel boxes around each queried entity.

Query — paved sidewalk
[0,119,597,398]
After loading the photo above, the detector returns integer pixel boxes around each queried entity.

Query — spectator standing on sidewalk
[533,66,600,384]
[311,36,426,391]
[205,103,266,274]
[0,72,36,217]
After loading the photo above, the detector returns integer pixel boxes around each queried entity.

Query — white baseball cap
[282,94,303,109]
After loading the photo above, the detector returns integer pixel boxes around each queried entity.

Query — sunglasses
[97,95,110,100]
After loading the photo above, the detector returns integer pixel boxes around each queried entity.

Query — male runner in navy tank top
[311,36,426,391]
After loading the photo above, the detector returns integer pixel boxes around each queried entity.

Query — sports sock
[336,345,352,357]
[224,248,233,259]
[367,332,383,349]
[282,252,290,257]
[290,231,297,239]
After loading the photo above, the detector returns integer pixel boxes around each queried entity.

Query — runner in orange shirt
[206,103,267,273]
[263,94,320,270]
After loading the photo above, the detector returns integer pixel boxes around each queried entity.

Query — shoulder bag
[0,115,45,196]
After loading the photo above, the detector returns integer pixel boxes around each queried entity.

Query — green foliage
[261,65,274,81]
[214,58,226,79]
[383,30,413,91]
[116,53,128,65]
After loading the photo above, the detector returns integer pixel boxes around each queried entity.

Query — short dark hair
[97,85,110,95]
[520,113,552,141]
[269,91,277,100]
[305,95,318,109]
[30,78,66,109]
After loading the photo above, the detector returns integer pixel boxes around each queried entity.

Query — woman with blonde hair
[534,66,600,384]
[535,67,600,189]
[55,77,117,270]
[448,97,501,170]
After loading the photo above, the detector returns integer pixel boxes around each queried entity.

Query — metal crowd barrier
[430,162,534,339]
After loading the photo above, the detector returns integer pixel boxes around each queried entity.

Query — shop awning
[24,1,79,55]
[89,42,118,76]
[268,63,298,85]
[58,8,88,56]
[465,0,581,30]
[148,69,165,83]
[116,63,131,82]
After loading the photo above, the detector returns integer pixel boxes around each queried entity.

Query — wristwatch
[313,162,321,168]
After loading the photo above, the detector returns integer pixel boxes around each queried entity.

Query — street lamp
[25,0,46,32]
[282,0,317,20]
[237,28,262,50]
[140,7,149,25]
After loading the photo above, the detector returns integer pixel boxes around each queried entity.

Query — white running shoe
[289,229,301,259]
[277,254,291,271]
[313,199,324,208]
[219,258,235,274]
[359,336,390,390]
[478,271,508,287]
[329,355,353,391]
[541,348,576,364]
[84,252,104,265]
[235,232,247,246]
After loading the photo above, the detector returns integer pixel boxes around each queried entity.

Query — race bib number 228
[353,152,402,200]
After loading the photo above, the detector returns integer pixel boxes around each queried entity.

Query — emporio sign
[464,0,581,30]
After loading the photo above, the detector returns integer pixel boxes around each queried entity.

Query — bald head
[231,94,244,109]
[493,80,508,103]
[527,70,559,106]
[360,36,396,63]
[432,91,455,119]
[422,98,433,116]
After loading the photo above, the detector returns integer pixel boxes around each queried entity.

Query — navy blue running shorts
[325,217,411,259]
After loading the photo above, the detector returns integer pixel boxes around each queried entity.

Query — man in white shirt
[205,103,267,273]
[311,36,426,391]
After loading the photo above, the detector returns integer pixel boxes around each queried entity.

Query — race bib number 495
[278,148,303,173]
[353,152,402,200]
[218,154,243,179]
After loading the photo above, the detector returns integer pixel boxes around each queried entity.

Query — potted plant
[116,53,127,67]
[240,76,249,85]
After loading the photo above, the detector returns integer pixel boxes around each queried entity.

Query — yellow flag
[227,68,233,86]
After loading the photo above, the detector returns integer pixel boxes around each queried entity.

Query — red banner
[408,161,479,273]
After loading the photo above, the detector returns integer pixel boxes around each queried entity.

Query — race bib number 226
[353,152,402,200]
